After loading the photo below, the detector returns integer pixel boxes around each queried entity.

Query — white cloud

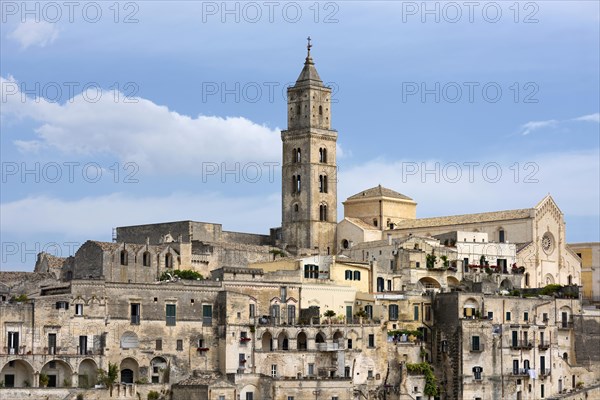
[1,76,282,172]
[519,119,558,136]
[8,20,59,49]
[338,150,600,219]
[1,192,280,238]
[573,113,600,123]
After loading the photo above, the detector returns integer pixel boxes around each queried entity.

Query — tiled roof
[346,185,414,201]
[394,208,532,230]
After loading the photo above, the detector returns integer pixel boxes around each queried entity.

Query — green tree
[97,362,119,396]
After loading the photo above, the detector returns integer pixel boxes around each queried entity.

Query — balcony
[538,341,550,350]
[470,343,484,352]
[558,321,574,330]
[240,337,252,345]
[511,369,530,377]
[510,341,533,350]
[316,342,344,351]
[539,368,551,378]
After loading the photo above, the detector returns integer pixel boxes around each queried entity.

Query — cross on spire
[307,36,312,56]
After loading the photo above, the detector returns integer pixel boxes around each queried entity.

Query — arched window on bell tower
[296,148,301,163]
[293,149,297,163]
[319,204,328,221]
[319,148,327,163]
[297,175,301,193]
[319,175,328,193]
[292,175,297,194]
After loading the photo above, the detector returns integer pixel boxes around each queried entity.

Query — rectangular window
[347,339,353,349]
[271,304,281,324]
[308,363,314,376]
[156,339,162,350]
[368,334,375,348]
[541,384,545,398]
[425,305,431,321]
[239,353,246,368]
[130,303,140,324]
[472,336,480,351]
[55,301,69,310]
[75,304,83,316]
[7,331,19,354]
[506,311,511,321]
[166,304,176,326]
[287,305,296,325]
[280,287,287,302]
[387,280,392,291]
[524,312,529,321]
[473,367,482,380]
[48,333,56,355]
[413,305,419,321]
[512,331,518,347]
[367,370,373,379]
[389,304,399,321]
[271,364,277,378]
[220,396,226,400]
[416,261,420,268]
[543,313,549,322]
[79,335,87,355]
[463,258,469,271]
[287,397,294,400]
[345,366,351,377]
[202,304,212,326]
[487,311,493,320]
[249,304,255,318]
[176,339,183,351]
[246,393,254,400]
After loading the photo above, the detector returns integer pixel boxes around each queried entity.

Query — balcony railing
[316,342,344,351]
[538,341,550,350]
[511,369,530,377]
[539,368,551,377]
[510,341,533,350]
[558,321,574,330]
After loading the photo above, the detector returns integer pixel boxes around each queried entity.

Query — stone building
[1,42,598,400]
[431,291,596,400]
[568,242,600,302]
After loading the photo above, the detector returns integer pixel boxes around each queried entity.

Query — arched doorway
[297,331,307,350]
[0,360,34,388]
[41,359,73,387]
[78,359,98,388]
[315,332,326,343]
[277,331,289,350]
[119,358,138,384]
[150,357,167,384]
[261,331,273,351]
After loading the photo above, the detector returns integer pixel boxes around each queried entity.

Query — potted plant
[323,310,336,323]
[39,373,49,388]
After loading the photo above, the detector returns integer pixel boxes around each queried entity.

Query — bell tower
[281,38,338,255]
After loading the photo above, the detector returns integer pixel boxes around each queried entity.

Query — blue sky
[1,1,599,270]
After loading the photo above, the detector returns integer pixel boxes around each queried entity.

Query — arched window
[165,253,173,268]
[345,270,352,280]
[297,175,301,193]
[525,273,530,287]
[319,175,328,193]
[294,204,299,213]
[296,148,301,163]
[292,149,297,163]
[142,252,151,267]
[568,275,573,285]
[296,104,301,117]
[292,175,297,194]
[319,204,327,221]
[319,148,327,163]
[120,250,128,266]
[377,277,384,292]
[353,271,361,281]
[318,105,323,115]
